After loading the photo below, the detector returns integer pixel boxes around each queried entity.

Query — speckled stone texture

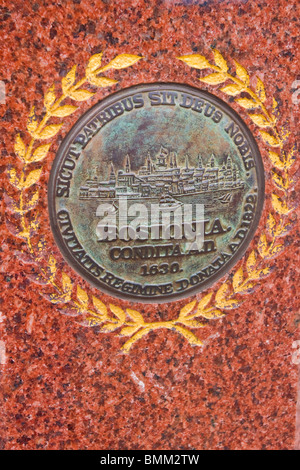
[0,0,299,450]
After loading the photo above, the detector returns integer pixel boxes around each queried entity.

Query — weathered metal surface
[48,83,264,302]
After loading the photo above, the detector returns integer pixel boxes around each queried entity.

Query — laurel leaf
[197,293,213,313]
[37,123,63,140]
[215,284,239,308]
[272,97,279,115]
[220,84,243,96]
[109,304,126,323]
[68,89,95,101]
[271,193,291,215]
[47,255,57,276]
[179,300,197,318]
[77,285,89,308]
[92,297,107,317]
[106,54,143,70]
[257,233,269,257]
[259,130,280,147]
[177,54,211,69]
[266,213,276,235]
[86,52,103,74]
[14,134,26,162]
[120,325,141,337]
[285,148,296,169]
[62,65,77,94]
[173,325,203,346]
[213,49,228,72]
[199,309,225,320]
[246,250,256,274]
[248,113,270,128]
[257,267,271,277]
[85,316,102,326]
[274,222,289,237]
[126,308,144,324]
[27,106,38,135]
[272,171,286,191]
[256,77,266,102]
[269,244,284,257]
[215,283,229,305]
[7,168,21,189]
[23,168,42,188]
[30,143,51,163]
[268,151,285,170]
[200,73,226,84]
[232,267,244,290]
[233,60,249,85]
[62,272,72,293]
[236,281,256,293]
[87,75,118,88]
[44,84,56,110]
[101,322,121,333]
[51,105,78,117]
[235,98,257,109]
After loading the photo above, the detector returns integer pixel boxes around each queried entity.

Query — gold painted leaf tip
[212,49,228,72]
[14,134,26,161]
[126,308,144,324]
[62,65,77,93]
[107,54,143,70]
[200,73,226,85]
[177,54,211,69]
[259,130,280,147]
[248,113,270,128]
[44,84,56,110]
[233,59,249,85]
[179,300,197,318]
[23,168,43,189]
[77,285,89,307]
[109,304,126,323]
[37,123,63,140]
[87,75,118,88]
[68,89,95,102]
[30,143,51,163]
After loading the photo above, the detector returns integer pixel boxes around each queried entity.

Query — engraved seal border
[6,50,295,352]
[48,82,265,303]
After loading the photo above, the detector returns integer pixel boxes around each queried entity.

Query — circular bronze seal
[48,83,264,303]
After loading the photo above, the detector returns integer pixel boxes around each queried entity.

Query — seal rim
[48,82,265,304]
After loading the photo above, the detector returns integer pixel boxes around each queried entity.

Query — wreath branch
[177,48,295,300]
[7,53,143,253]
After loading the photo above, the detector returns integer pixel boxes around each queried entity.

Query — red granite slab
[0,0,299,450]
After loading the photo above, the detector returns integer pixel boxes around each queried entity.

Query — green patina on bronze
[48,83,264,302]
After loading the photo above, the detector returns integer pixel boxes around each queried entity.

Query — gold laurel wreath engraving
[176,49,295,301]
[5,50,295,353]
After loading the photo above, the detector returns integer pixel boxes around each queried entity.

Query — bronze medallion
[48,83,264,303]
